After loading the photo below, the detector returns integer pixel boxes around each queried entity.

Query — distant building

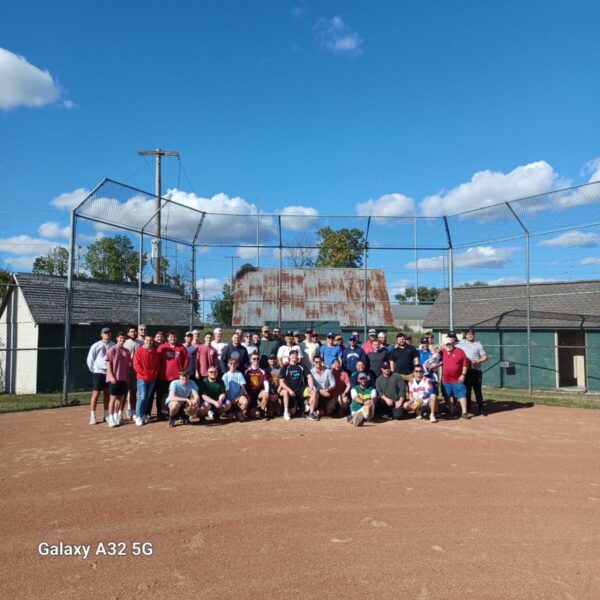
[0,273,190,394]
[391,304,432,332]
[232,268,394,332]
[424,281,600,392]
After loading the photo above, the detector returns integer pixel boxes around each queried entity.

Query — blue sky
[1,0,599,297]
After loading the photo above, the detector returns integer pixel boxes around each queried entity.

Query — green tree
[32,246,69,277]
[0,268,10,302]
[314,227,366,268]
[85,235,142,282]
[211,281,233,326]
[395,286,440,303]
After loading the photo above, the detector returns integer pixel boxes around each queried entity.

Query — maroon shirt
[196,344,218,377]
[157,342,189,381]
[441,347,468,384]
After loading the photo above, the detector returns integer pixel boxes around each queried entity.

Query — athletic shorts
[109,380,128,396]
[92,373,108,391]
[442,382,467,399]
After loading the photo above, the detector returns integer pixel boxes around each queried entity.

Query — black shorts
[109,380,128,396]
[92,373,108,391]
[156,379,171,398]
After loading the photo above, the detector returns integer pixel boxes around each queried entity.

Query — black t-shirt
[367,348,389,377]
[389,344,419,375]
[280,364,307,395]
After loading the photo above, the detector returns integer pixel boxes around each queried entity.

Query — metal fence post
[363,217,371,340]
[137,232,143,327]
[61,209,77,406]
[443,217,453,331]
[278,215,282,329]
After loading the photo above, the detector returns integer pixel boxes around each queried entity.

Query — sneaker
[283,411,291,421]
[168,417,175,428]
[89,413,97,425]
[107,415,115,427]
[157,412,166,422]
[103,411,109,422]
[429,414,438,423]
[143,415,150,424]
[237,412,248,422]
[461,413,471,420]
[352,411,365,427]
[480,406,488,417]
[126,409,133,420]
[307,411,319,421]
[134,416,143,427]
[212,412,221,423]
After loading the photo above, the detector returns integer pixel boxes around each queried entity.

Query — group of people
[86,324,488,428]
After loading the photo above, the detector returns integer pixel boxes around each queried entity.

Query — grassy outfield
[0,392,91,414]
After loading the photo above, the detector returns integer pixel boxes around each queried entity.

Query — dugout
[424,280,600,392]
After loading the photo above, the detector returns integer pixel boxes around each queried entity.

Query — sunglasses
[414,369,423,373]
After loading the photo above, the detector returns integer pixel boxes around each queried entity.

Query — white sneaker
[352,411,365,427]
[429,414,438,423]
[283,411,291,421]
[134,416,143,426]
[126,409,133,420]
[89,413,97,425]
[107,415,116,427]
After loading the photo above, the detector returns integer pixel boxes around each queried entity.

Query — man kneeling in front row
[167,370,204,428]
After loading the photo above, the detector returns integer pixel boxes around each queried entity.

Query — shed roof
[423,280,600,330]
[1,273,191,326]
[232,268,394,328]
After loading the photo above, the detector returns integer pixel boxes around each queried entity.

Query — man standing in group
[133,333,159,426]
[86,327,114,425]
[105,331,131,427]
[258,325,279,369]
[440,336,470,419]
[182,331,198,382]
[220,332,250,373]
[196,331,218,380]
[211,327,228,366]
[320,332,343,368]
[377,332,393,353]
[123,325,142,421]
[137,324,148,343]
[367,339,389,379]
[457,329,489,416]
[155,331,189,421]
[342,334,367,376]
[389,333,420,381]
[277,331,303,367]
[375,361,405,420]
[361,328,378,354]
[300,328,320,373]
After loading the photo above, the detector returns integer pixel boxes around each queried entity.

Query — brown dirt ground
[1,401,599,599]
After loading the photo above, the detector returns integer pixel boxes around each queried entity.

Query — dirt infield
[1,402,600,599]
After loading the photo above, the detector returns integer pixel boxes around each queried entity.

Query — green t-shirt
[199,378,225,401]
[375,372,405,401]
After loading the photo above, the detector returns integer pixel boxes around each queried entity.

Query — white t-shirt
[456,339,487,371]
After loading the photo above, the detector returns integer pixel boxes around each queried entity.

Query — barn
[423,280,600,392]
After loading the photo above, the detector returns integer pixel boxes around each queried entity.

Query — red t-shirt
[196,344,218,377]
[157,342,189,381]
[441,347,468,384]
[133,345,160,382]
[332,370,350,397]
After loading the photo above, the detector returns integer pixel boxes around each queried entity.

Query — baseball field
[1,401,599,599]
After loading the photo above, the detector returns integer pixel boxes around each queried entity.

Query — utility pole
[137,148,180,284]
[225,256,236,291]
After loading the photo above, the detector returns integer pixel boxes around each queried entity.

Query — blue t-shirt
[168,379,199,400]
[419,349,438,382]
[321,345,343,368]
[222,370,246,400]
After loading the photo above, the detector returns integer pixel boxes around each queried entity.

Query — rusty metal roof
[232,268,394,327]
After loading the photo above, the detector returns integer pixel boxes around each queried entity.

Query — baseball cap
[192,329,201,334]
[285,330,293,336]
[443,336,454,344]
[268,354,276,359]
[420,337,429,344]
[304,328,313,333]
[185,331,193,336]
[261,325,269,332]
[447,330,456,337]
[293,330,300,336]
[396,332,406,338]
[213,327,223,334]
[101,327,111,334]
[326,332,334,338]
[381,361,390,369]
[289,349,298,355]
[368,328,376,334]
[348,335,357,341]
[357,372,368,380]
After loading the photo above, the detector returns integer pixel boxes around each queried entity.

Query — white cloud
[51,188,90,210]
[539,231,600,247]
[581,257,600,266]
[314,16,363,56]
[582,157,600,183]
[406,246,516,270]
[38,221,71,239]
[0,48,61,110]
[279,205,319,231]
[195,277,224,299]
[0,235,67,270]
[356,193,415,219]
[483,276,558,285]
[389,278,412,297]
[237,246,268,260]
[420,161,559,217]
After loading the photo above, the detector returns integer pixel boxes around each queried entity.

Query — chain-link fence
[1,177,599,411]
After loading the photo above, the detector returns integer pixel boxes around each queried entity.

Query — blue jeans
[136,379,156,418]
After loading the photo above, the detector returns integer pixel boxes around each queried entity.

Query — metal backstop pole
[443,217,453,331]
[137,232,144,326]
